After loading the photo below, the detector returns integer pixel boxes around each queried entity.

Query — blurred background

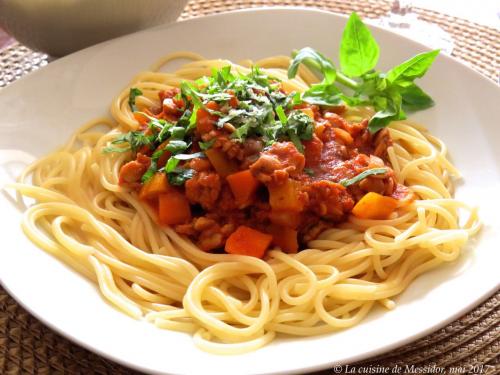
[0,0,498,52]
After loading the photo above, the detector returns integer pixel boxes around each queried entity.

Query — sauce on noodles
[113,71,414,257]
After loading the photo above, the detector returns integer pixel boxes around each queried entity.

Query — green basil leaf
[170,126,186,139]
[217,109,246,127]
[102,146,131,154]
[221,65,233,80]
[340,12,380,77]
[199,139,216,150]
[261,122,281,145]
[140,147,170,183]
[165,140,188,153]
[401,83,434,112]
[302,83,343,106]
[249,65,270,87]
[177,108,198,134]
[198,91,233,102]
[288,47,336,84]
[156,122,173,143]
[368,102,406,133]
[367,86,408,133]
[165,157,180,173]
[287,110,314,141]
[292,92,302,105]
[304,168,315,176]
[287,131,304,153]
[231,123,251,141]
[167,168,195,186]
[103,131,153,154]
[141,167,156,184]
[340,168,389,187]
[275,105,287,124]
[180,81,203,108]
[340,94,365,107]
[128,88,142,112]
[386,50,440,86]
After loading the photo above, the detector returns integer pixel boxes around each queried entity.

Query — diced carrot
[333,127,354,145]
[225,225,273,258]
[196,101,219,134]
[268,179,304,212]
[268,210,301,228]
[314,121,326,138]
[134,112,149,127]
[158,191,191,225]
[269,225,298,253]
[139,172,170,201]
[226,169,260,207]
[300,108,315,119]
[205,148,238,178]
[351,192,398,220]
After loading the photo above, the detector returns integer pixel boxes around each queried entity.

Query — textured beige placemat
[1,0,499,374]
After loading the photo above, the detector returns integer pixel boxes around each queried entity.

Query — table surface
[411,0,499,29]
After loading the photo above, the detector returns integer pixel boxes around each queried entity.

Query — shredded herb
[339,168,388,187]
[128,88,143,112]
[304,168,315,176]
[275,105,288,124]
[103,131,153,154]
[165,157,180,173]
[199,139,216,150]
[141,148,168,183]
[165,140,189,154]
[168,168,195,186]
[107,15,436,190]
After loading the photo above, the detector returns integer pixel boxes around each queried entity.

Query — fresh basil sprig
[288,12,439,133]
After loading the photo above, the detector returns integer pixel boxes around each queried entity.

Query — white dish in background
[0,0,188,56]
[0,8,499,375]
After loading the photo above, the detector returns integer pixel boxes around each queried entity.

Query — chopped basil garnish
[103,131,153,154]
[339,168,388,187]
[199,139,216,150]
[128,88,143,112]
[168,168,195,186]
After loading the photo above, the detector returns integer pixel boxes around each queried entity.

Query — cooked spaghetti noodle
[10,52,480,354]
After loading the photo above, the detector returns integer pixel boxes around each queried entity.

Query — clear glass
[376,0,455,54]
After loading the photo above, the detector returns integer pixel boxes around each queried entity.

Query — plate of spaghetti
[0,8,499,375]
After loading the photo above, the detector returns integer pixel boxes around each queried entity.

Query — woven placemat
[1,1,499,374]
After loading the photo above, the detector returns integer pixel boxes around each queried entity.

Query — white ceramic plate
[0,8,499,375]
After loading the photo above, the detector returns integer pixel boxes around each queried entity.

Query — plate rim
[1,7,499,375]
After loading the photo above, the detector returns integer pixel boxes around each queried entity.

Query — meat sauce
[118,86,412,256]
